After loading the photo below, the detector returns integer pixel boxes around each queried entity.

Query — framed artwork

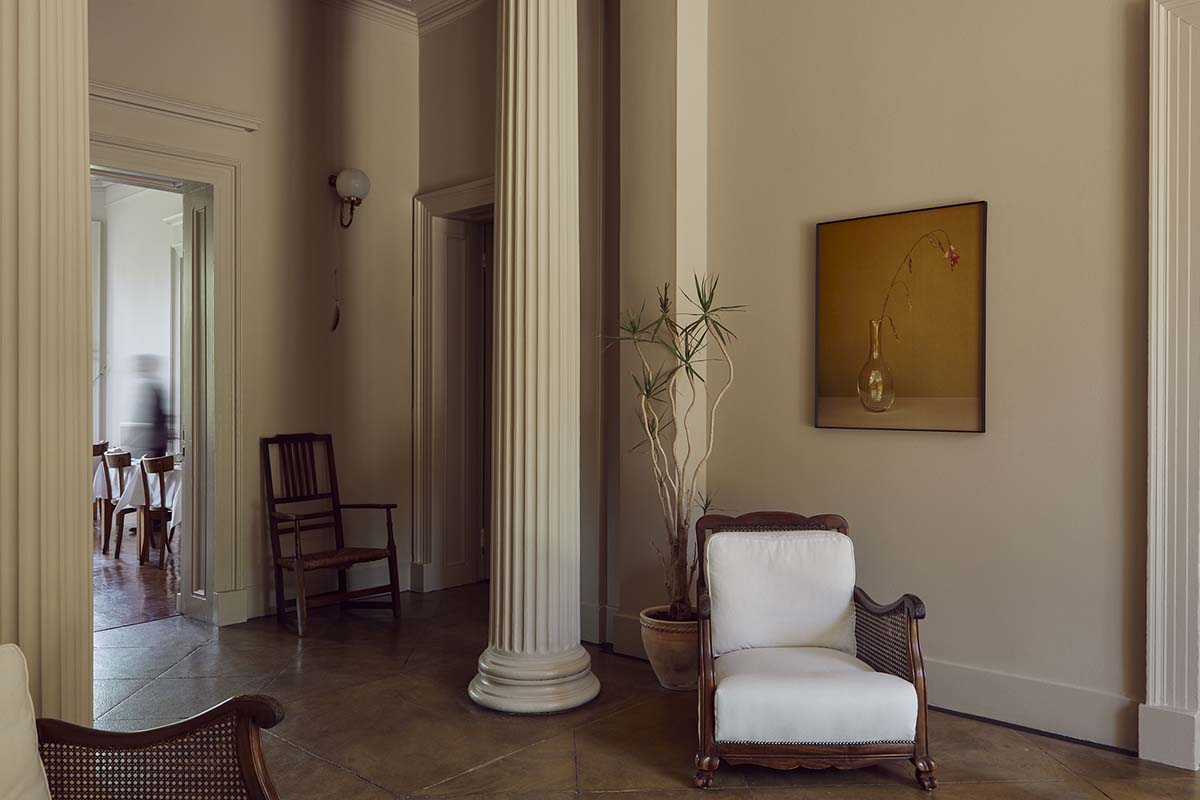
[815,201,986,432]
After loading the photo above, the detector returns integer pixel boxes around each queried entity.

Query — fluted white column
[0,0,93,723]
[469,0,600,713]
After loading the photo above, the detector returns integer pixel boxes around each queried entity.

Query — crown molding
[323,0,419,34]
[417,0,489,35]
[89,81,261,133]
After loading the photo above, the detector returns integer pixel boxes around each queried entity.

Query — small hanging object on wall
[327,168,370,331]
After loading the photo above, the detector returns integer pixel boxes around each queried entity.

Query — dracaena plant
[615,276,742,622]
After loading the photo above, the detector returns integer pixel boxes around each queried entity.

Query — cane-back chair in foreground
[1,643,283,799]
[693,512,935,790]
[261,432,402,636]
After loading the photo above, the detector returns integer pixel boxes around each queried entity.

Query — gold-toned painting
[815,201,986,432]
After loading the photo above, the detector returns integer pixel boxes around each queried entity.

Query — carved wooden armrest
[37,695,284,800]
[853,586,925,683]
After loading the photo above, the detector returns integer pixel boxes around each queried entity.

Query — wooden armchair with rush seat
[693,511,935,790]
[260,432,402,636]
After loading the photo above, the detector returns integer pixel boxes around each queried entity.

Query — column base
[469,644,601,714]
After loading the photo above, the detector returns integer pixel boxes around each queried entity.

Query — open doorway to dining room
[89,166,212,636]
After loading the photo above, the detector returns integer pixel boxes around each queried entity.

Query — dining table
[92,455,184,563]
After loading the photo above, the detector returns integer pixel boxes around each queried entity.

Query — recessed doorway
[411,178,495,592]
[89,166,213,634]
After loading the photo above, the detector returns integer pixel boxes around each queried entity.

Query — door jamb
[411,177,495,591]
[89,135,241,626]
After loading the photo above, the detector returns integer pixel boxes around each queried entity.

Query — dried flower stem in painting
[876,228,958,340]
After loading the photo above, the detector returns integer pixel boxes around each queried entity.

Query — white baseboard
[925,657,1138,750]
[1140,704,1200,769]
[598,612,1137,751]
[608,608,647,660]
[211,588,248,627]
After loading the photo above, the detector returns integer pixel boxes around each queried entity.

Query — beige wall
[419,0,498,191]
[611,0,680,646]
[706,0,1147,747]
[89,0,420,614]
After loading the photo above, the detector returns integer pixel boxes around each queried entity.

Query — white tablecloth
[93,460,184,531]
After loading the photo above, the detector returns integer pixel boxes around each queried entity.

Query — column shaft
[0,0,94,723]
[469,0,600,713]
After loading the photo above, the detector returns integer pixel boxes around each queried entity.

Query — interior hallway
[89,583,1196,799]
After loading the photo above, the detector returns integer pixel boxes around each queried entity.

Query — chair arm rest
[697,590,711,620]
[38,695,284,799]
[341,503,398,510]
[853,586,926,620]
[853,586,926,683]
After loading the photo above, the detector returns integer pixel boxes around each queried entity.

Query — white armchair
[693,512,935,791]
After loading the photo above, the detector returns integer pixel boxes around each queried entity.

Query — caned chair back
[92,441,109,457]
[260,433,345,558]
[102,450,132,501]
[695,512,854,657]
[140,454,174,512]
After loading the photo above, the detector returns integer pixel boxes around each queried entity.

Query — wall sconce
[329,168,370,228]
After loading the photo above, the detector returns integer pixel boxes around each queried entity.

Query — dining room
[89,169,194,634]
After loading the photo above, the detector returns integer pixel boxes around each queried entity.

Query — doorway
[89,166,212,633]
[411,179,495,592]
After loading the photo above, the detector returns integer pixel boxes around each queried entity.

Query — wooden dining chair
[138,454,175,568]
[101,450,132,556]
[261,433,402,636]
[92,440,109,526]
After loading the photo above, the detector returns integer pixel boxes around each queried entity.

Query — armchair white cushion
[706,530,856,656]
[0,644,53,800]
[713,646,917,744]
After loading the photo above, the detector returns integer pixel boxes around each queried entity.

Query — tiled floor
[93,520,180,631]
[92,583,1200,799]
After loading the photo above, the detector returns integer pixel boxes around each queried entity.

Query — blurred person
[131,354,168,458]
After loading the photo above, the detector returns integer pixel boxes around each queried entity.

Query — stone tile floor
[92,582,1199,799]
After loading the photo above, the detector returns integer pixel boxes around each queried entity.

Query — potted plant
[615,276,740,689]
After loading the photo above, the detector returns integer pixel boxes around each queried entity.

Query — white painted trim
[417,0,488,35]
[925,658,1137,751]
[324,0,419,34]
[411,177,495,579]
[89,135,242,630]
[1145,0,1200,770]
[580,602,604,645]
[88,82,260,133]
[609,609,647,660]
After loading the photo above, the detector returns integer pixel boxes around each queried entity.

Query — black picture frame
[814,200,987,433]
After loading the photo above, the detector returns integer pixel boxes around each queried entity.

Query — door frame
[90,135,240,625]
[411,177,494,592]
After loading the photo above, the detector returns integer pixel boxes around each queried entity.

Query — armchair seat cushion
[714,646,917,745]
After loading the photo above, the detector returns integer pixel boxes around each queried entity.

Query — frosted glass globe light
[335,168,370,201]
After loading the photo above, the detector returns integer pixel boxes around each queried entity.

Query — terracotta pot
[639,605,698,691]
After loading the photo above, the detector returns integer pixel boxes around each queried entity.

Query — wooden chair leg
[114,510,130,559]
[387,548,402,620]
[293,565,308,637]
[693,752,718,789]
[273,566,286,626]
[336,567,348,604]
[158,511,167,569]
[913,755,937,791]
[101,500,113,554]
